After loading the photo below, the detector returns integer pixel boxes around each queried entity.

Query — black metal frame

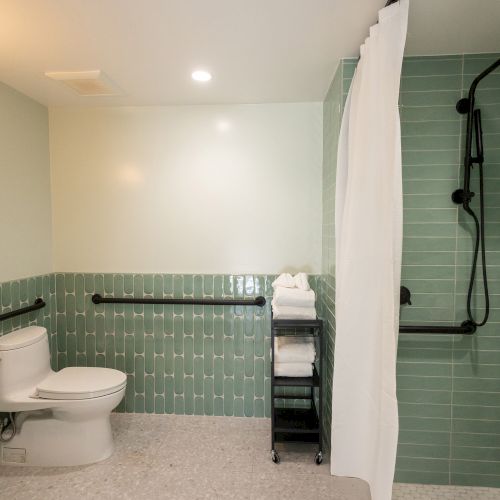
[270,317,324,465]
[0,298,46,322]
[91,293,266,307]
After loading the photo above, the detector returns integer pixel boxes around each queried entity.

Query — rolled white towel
[273,287,315,308]
[294,272,311,291]
[273,337,316,364]
[272,302,316,320]
[274,362,313,378]
[272,273,295,289]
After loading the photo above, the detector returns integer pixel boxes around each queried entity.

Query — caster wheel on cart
[315,452,323,465]
[271,450,280,464]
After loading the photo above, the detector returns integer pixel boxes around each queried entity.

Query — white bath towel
[272,273,295,289]
[293,272,311,291]
[273,337,316,364]
[273,287,316,308]
[272,302,317,320]
[274,362,313,378]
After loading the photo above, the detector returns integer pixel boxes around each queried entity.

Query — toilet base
[0,389,124,467]
[0,411,114,466]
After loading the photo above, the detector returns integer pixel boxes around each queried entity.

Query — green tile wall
[53,273,319,418]
[0,274,57,369]
[319,62,343,452]
[323,53,500,487]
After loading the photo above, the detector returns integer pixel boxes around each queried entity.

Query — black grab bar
[92,293,266,307]
[399,321,476,335]
[0,298,46,322]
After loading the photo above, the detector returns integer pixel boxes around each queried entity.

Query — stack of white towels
[271,272,317,320]
[273,336,316,377]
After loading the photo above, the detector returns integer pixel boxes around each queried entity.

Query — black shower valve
[400,286,411,306]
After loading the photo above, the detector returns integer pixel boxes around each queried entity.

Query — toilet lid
[37,367,127,400]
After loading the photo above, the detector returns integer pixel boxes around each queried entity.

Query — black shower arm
[463,58,500,197]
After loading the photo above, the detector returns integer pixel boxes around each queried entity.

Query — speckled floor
[0,413,499,500]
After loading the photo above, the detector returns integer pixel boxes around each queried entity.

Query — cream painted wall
[49,103,322,274]
[0,82,52,282]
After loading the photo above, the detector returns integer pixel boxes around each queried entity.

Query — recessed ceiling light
[191,70,212,82]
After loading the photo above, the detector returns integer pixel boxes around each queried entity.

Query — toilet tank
[0,326,52,399]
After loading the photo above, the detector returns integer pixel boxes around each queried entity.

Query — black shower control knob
[400,286,411,306]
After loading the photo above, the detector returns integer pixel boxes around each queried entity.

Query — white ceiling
[0,0,499,107]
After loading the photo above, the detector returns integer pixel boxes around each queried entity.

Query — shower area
[322,52,500,488]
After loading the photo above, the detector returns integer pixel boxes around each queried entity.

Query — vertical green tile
[145,335,154,374]
[125,335,135,373]
[105,334,115,368]
[95,314,105,353]
[244,378,254,417]
[184,376,194,415]
[135,355,145,394]
[224,337,234,376]
[153,315,163,354]
[174,316,183,355]
[155,356,165,394]
[214,357,224,397]
[193,317,203,354]
[184,335,194,375]
[174,356,184,394]
[214,317,223,355]
[155,395,165,414]
[134,316,144,354]
[223,377,234,416]
[203,377,214,415]
[234,397,244,417]
[164,336,174,375]
[194,396,204,415]
[194,356,204,396]
[145,375,155,413]
[244,338,254,377]
[204,337,214,376]
[234,357,244,397]
[234,317,244,355]
[174,395,184,415]
[164,376,174,414]
[115,315,125,353]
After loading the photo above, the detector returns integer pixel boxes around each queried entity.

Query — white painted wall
[49,103,322,274]
[0,82,52,282]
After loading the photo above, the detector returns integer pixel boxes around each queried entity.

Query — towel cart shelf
[270,317,324,465]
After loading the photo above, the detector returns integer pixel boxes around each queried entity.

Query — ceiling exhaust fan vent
[44,70,121,96]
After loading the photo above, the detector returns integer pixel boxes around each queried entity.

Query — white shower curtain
[331,1,409,500]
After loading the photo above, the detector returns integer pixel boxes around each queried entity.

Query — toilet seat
[36,367,127,400]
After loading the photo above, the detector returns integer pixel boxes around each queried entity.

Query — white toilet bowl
[0,326,126,466]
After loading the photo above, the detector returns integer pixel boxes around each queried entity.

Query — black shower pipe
[92,293,266,307]
[460,58,500,202]
[0,298,46,322]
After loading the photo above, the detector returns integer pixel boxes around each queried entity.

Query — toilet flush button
[2,447,26,464]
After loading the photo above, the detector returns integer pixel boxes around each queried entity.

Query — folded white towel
[293,272,311,291]
[272,302,317,320]
[274,362,313,377]
[273,287,315,308]
[272,273,295,289]
[273,337,316,364]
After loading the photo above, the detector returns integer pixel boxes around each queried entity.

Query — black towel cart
[270,316,324,465]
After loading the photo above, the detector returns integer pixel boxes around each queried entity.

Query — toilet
[0,326,126,466]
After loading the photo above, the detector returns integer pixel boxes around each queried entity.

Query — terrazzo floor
[0,413,499,499]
